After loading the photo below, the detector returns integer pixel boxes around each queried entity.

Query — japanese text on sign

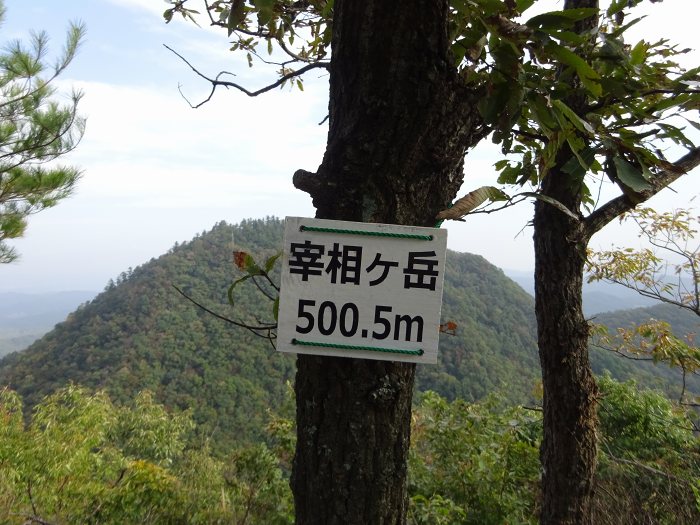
[277,217,448,364]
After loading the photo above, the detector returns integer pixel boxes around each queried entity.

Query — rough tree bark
[292,1,485,523]
[535,157,598,525]
[535,145,700,525]
[535,2,599,523]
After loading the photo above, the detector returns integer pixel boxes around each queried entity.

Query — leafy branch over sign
[174,250,281,347]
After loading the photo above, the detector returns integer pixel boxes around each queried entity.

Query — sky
[0,0,698,293]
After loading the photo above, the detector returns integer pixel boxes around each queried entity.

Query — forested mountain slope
[0,218,542,449]
[1,218,694,449]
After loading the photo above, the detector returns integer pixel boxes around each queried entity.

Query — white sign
[277,217,448,364]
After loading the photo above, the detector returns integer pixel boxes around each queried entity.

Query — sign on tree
[277,217,448,364]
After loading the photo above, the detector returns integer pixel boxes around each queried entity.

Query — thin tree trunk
[534,184,598,524]
[535,3,600,522]
[291,1,485,523]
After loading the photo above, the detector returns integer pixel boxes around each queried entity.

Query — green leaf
[516,0,537,13]
[470,0,505,17]
[648,93,691,114]
[526,8,597,30]
[598,36,628,61]
[273,296,280,322]
[497,163,521,185]
[629,40,648,66]
[686,119,700,133]
[561,146,597,178]
[321,0,334,17]
[566,135,589,170]
[606,0,628,17]
[455,33,487,64]
[515,161,537,186]
[547,43,602,97]
[233,251,262,274]
[608,16,643,39]
[598,76,629,99]
[528,94,558,132]
[551,100,594,134]
[656,123,695,149]
[451,40,468,66]
[613,156,652,192]
[549,30,586,45]
[228,274,253,306]
[227,0,246,36]
[494,159,509,170]
[677,66,700,82]
[254,0,276,25]
[478,82,511,124]
[264,252,282,273]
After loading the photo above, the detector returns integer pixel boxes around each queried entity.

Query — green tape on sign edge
[299,225,433,241]
[291,338,425,357]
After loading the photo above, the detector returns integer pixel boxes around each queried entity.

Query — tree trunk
[535,3,600,523]
[534,181,598,524]
[291,1,484,523]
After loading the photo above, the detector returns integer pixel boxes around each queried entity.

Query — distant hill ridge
[0,291,96,357]
[0,218,696,449]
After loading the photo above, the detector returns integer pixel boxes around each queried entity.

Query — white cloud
[3,0,699,293]
[62,76,327,179]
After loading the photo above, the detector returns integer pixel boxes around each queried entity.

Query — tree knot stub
[293,169,323,196]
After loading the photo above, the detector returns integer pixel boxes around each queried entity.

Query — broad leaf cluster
[588,207,700,315]
[3,378,698,524]
[443,0,699,219]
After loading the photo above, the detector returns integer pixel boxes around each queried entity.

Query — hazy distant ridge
[0,219,696,446]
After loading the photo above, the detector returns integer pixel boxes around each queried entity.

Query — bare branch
[164,44,329,108]
[590,342,654,362]
[514,127,547,143]
[593,277,700,316]
[27,479,38,517]
[172,285,277,339]
[251,275,276,301]
[586,89,700,113]
[604,451,692,483]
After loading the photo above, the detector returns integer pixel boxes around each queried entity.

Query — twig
[604,450,690,484]
[164,44,329,108]
[172,285,276,339]
[584,147,700,238]
[251,275,276,301]
[27,480,38,518]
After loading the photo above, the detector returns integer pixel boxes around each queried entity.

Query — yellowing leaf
[436,186,508,220]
